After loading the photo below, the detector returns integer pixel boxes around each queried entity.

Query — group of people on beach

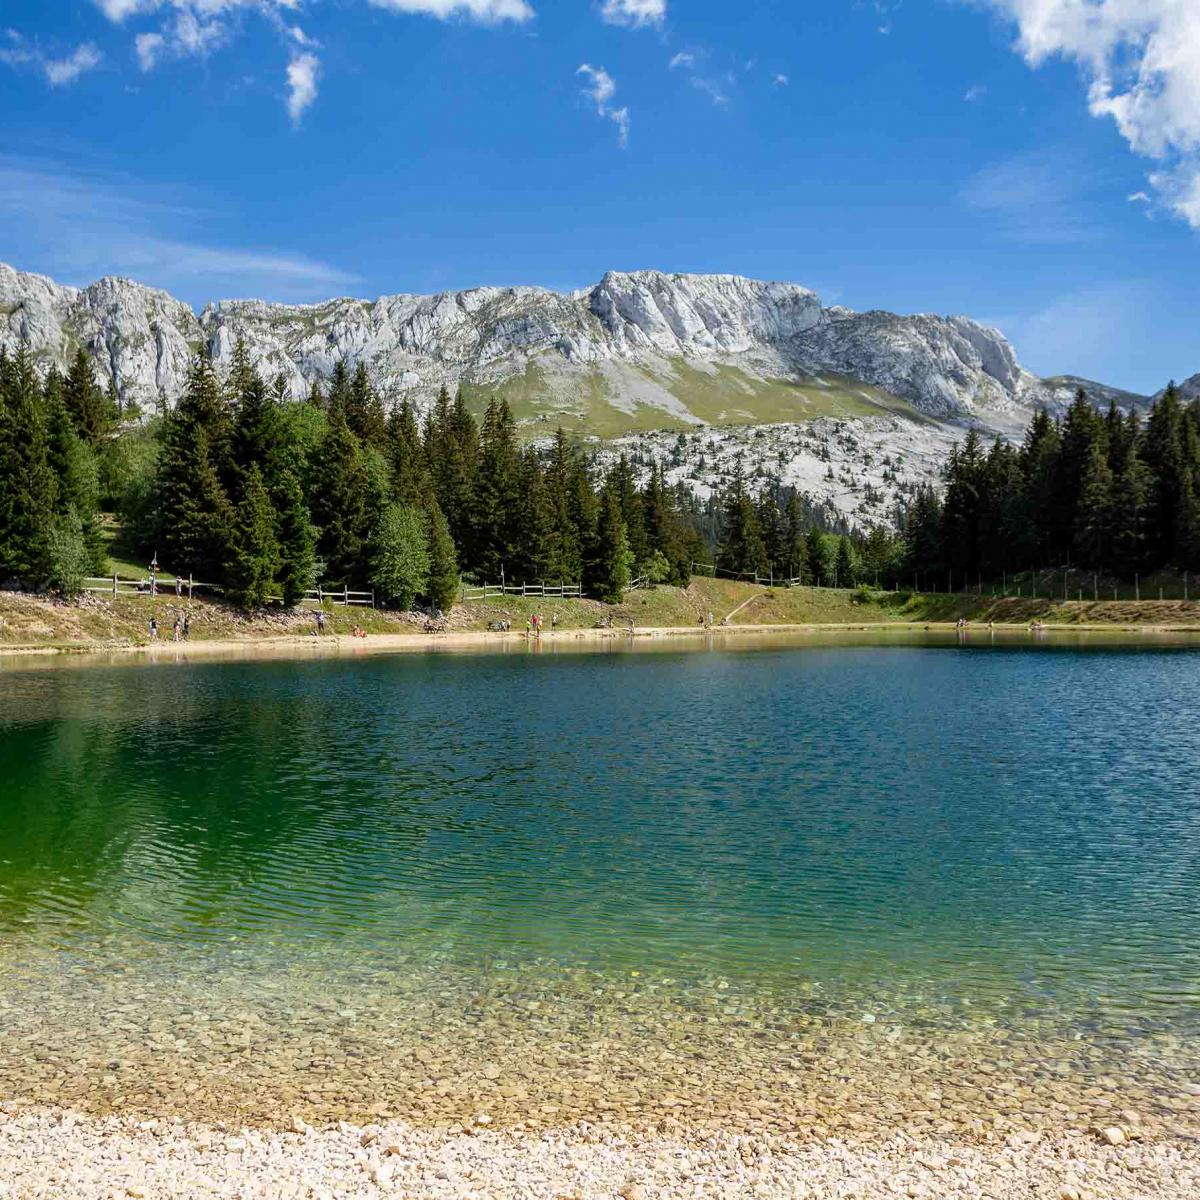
[524,612,558,638]
[147,615,190,642]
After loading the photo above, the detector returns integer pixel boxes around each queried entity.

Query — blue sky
[1,1,1197,393]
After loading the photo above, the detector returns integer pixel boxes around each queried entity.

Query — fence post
[344,585,349,607]
[188,573,194,600]
[112,574,118,597]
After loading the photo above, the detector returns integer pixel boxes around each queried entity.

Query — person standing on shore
[315,611,326,636]
[182,615,190,641]
[172,616,181,643]
[148,617,158,641]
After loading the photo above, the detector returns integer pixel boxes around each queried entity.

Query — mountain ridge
[1,262,1099,432]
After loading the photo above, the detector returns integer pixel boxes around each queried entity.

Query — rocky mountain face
[2,262,1062,427]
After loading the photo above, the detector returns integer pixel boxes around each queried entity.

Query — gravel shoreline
[2,1106,1197,1200]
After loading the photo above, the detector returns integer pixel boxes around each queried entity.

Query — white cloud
[773,73,789,87]
[365,0,534,20]
[0,155,358,303]
[90,0,534,122]
[982,1,1200,229]
[668,51,695,71]
[45,43,104,85]
[577,64,629,148]
[600,0,665,29]
[2,34,103,85]
[135,31,165,70]
[286,51,319,124]
[963,83,986,102]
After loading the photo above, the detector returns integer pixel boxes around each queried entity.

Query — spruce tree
[592,488,632,602]
[784,493,809,582]
[834,536,856,588]
[0,347,57,584]
[471,399,521,581]
[311,408,371,585]
[63,348,116,448]
[226,464,281,608]
[155,352,234,581]
[718,467,766,576]
[346,363,387,449]
[387,400,429,507]
[805,524,828,585]
[276,469,317,607]
[425,494,459,612]
[1073,441,1114,571]
[45,372,105,572]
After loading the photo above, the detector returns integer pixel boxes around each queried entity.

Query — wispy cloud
[1,32,103,86]
[963,83,986,103]
[44,43,103,86]
[87,0,534,124]
[960,152,1105,245]
[980,1,1200,230]
[577,63,629,149]
[773,73,789,87]
[0,156,359,304]
[286,51,319,125]
[666,47,732,107]
[600,0,665,30]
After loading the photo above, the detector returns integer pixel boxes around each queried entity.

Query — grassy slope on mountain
[457,357,923,438]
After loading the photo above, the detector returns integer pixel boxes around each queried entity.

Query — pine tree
[901,486,942,585]
[805,524,829,585]
[1020,409,1062,567]
[0,347,58,584]
[387,400,429,507]
[834,536,856,588]
[1144,384,1186,566]
[717,467,766,576]
[1073,440,1114,571]
[63,348,116,448]
[592,487,632,602]
[155,352,234,581]
[276,469,317,606]
[775,493,805,583]
[425,494,459,612]
[1110,439,1153,578]
[471,398,521,581]
[226,465,281,608]
[311,407,371,585]
[45,372,105,572]
[346,363,387,449]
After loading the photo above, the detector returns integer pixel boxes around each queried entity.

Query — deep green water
[2,639,1198,1031]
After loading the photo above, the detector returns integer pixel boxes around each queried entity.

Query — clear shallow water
[1,640,1198,1134]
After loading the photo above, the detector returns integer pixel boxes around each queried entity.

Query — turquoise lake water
[1,639,1198,1130]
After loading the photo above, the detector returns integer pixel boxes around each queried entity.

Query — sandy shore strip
[3,619,1200,665]
[1,1107,1197,1200]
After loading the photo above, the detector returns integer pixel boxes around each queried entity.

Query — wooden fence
[83,574,218,599]
[461,582,584,602]
[298,587,375,608]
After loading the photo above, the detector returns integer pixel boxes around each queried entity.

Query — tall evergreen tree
[592,487,632,602]
[63,348,116,448]
[717,467,766,575]
[0,347,57,584]
[471,398,521,580]
[276,469,317,607]
[155,351,234,581]
[1073,440,1114,571]
[425,495,459,612]
[311,407,371,585]
[226,464,281,608]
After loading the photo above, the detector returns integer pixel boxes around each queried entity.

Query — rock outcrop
[0,262,1107,424]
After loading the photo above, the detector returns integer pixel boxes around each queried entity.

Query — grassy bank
[2,578,1200,654]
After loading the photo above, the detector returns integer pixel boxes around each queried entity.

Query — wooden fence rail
[461,582,584,602]
[82,574,216,599]
[298,587,375,608]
